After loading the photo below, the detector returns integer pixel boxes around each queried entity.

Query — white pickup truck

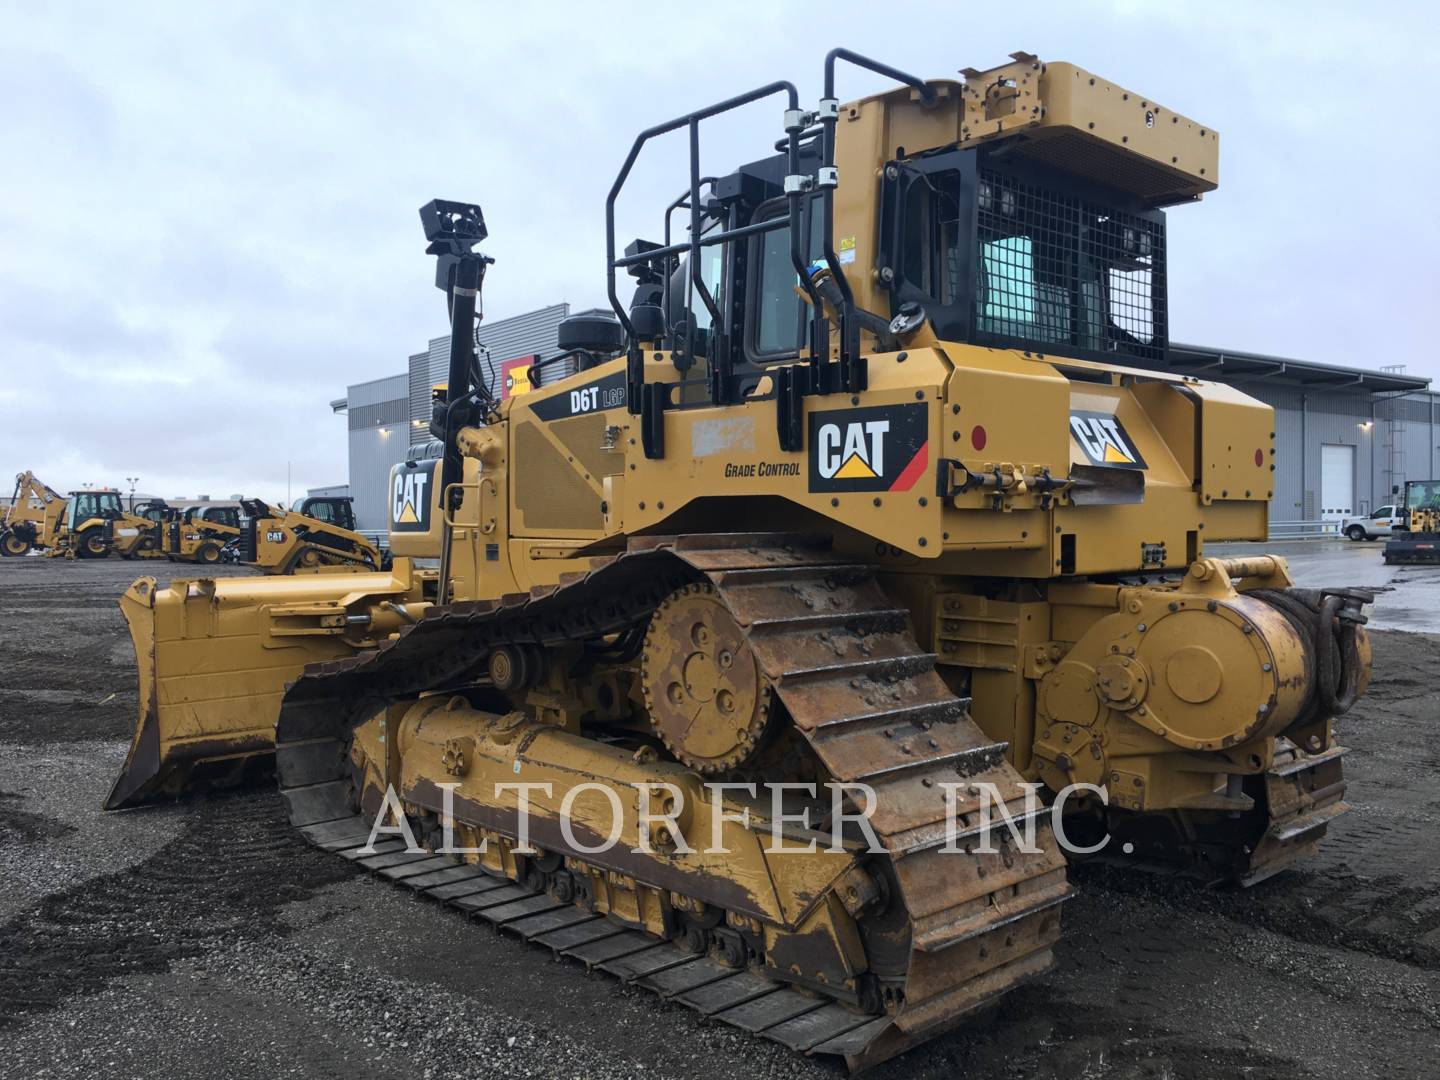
[1343,505,1398,541]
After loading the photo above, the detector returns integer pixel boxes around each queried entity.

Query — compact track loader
[237,495,386,574]
[2,471,66,555]
[112,51,1373,1069]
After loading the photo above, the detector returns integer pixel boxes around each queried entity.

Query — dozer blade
[107,568,416,810]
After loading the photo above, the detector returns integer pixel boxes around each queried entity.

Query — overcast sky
[3,1,1436,501]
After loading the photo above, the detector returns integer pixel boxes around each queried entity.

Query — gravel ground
[1,555,1438,1079]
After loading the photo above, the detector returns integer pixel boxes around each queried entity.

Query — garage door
[1321,444,1355,522]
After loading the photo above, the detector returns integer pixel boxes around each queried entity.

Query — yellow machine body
[106,562,429,808]
[111,54,1372,1069]
[46,488,161,560]
[238,499,387,574]
[161,505,241,564]
[111,500,171,560]
[2,471,67,556]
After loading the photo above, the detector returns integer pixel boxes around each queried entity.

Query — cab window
[900,169,964,304]
[747,198,822,360]
[1408,483,1440,510]
[72,493,109,520]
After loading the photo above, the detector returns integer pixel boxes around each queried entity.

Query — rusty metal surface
[641,582,773,773]
[1239,737,1350,886]
[273,533,1071,1069]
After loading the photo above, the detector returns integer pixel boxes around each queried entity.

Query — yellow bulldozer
[109,51,1374,1070]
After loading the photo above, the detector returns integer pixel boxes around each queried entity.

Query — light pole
[125,476,139,512]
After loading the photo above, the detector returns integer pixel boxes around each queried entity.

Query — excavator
[109,52,1374,1069]
[2,471,66,556]
[236,494,387,573]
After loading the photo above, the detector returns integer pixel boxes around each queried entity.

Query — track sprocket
[640,581,773,774]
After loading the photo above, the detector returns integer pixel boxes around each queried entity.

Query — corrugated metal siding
[406,350,432,447]
[1225,385,1440,523]
[349,373,409,410]
[478,303,573,392]
[334,372,413,533]
[408,304,575,445]
[307,484,350,498]
[347,427,409,535]
[1249,386,1304,522]
[348,398,408,431]
[410,336,451,446]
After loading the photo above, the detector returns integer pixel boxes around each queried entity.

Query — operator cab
[298,496,357,532]
[193,505,241,529]
[607,54,1212,418]
[64,490,123,526]
[1405,480,1440,512]
[648,138,1168,387]
[135,500,172,524]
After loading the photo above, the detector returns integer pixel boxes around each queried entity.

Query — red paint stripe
[889,440,929,492]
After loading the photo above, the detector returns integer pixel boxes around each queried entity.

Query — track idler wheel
[641,581,773,774]
[488,644,545,691]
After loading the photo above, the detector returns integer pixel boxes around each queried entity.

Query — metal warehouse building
[1165,344,1436,531]
[332,305,1439,543]
[331,304,598,536]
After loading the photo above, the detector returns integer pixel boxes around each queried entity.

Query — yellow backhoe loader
[110,52,1374,1070]
[50,488,166,559]
[2,471,66,556]
[162,503,242,565]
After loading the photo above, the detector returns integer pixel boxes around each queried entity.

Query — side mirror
[630,282,666,343]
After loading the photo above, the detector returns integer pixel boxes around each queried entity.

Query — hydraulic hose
[1249,587,1373,721]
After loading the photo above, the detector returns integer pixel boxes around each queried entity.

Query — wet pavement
[1208,538,1440,633]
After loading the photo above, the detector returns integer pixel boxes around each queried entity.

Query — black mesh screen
[974,167,1166,363]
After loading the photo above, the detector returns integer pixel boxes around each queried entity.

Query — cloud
[1,0,1436,499]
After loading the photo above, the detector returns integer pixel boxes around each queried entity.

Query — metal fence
[1267,519,1343,540]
